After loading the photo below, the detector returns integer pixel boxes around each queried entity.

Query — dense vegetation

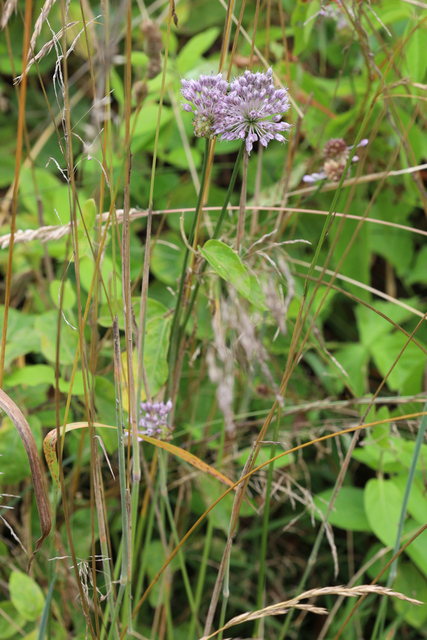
[0,1,427,639]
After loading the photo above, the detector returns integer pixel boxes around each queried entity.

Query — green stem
[159,451,198,625]
[133,476,161,630]
[189,422,227,640]
[253,409,281,638]
[370,400,427,640]
[168,138,210,396]
[178,142,245,345]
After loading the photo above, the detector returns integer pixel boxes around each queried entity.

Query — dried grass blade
[0,388,51,567]
[44,422,236,490]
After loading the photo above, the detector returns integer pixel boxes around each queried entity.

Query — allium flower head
[139,399,173,441]
[214,68,292,154]
[323,138,349,162]
[303,138,368,183]
[181,73,229,139]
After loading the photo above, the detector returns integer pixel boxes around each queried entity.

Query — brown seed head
[140,20,163,58]
[323,137,349,162]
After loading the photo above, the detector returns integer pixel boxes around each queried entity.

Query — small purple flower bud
[181,72,229,139]
[138,399,174,441]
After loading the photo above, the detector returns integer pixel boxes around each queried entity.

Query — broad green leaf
[19,167,69,225]
[3,364,54,388]
[130,51,149,68]
[94,377,118,453]
[392,474,427,527]
[192,475,234,535]
[119,300,171,405]
[177,28,220,74]
[0,601,26,639]
[393,563,427,629]
[9,571,45,621]
[314,486,372,532]
[329,214,371,302]
[404,21,427,84]
[146,540,180,606]
[370,332,425,394]
[144,314,172,396]
[34,311,79,366]
[402,519,427,578]
[99,296,166,331]
[364,543,392,583]
[3,365,84,396]
[290,0,309,58]
[0,155,15,188]
[0,306,39,368]
[374,0,412,28]
[78,254,122,300]
[49,279,76,311]
[199,239,267,310]
[98,298,140,330]
[355,302,417,349]
[364,478,402,548]
[110,66,124,106]
[75,198,97,257]
[123,104,173,152]
[0,416,42,484]
[352,435,416,473]
[333,343,369,397]
[150,232,185,286]
[163,146,201,171]
[401,440,427,472]
[82,198,97,233]
[237,446,294,470]
[407,245,427,285]
[62,506,100,560]
[58,370,85,396]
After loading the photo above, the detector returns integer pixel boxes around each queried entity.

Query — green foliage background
[0,1,427,639]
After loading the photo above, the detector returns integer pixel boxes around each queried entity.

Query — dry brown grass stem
[216,0,303,117]
[200,585,423,640]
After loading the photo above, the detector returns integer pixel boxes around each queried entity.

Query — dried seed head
[323,137,349,162]
[323,158,348,182]
[132,80,148,106]
[140,20,163,58]
[146,56,162,80]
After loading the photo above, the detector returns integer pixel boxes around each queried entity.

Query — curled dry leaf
[0,388,51,568]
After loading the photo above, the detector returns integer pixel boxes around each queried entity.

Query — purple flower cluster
[139,399,173,441]
[181,73,228,139]
[181,68,291,154]
[215,68,292,154]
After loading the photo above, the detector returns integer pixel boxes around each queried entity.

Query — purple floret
[180,72,229,139]
[214,68,292,154]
